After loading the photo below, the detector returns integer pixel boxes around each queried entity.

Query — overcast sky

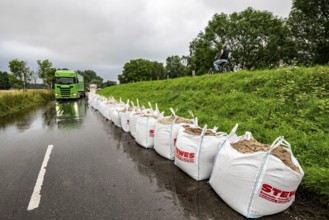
[0,0,292,81]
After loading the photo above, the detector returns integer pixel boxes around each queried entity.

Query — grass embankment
[0,90,54,116]
[99,66,329,205]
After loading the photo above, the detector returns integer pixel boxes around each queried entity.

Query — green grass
[0,90,54,116]
[99,66,329,205]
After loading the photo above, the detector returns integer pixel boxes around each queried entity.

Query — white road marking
[27,145,54,211]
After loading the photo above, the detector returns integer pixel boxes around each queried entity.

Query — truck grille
[60,88,71,97]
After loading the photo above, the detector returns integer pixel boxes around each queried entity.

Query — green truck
[54,70,85,100]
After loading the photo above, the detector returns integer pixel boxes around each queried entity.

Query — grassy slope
[99,66,329,204]
[0,90,54,116]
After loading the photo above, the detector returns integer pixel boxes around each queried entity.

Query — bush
[0,90,54,116]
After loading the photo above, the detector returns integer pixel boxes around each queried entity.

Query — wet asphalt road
[0,99,326,220]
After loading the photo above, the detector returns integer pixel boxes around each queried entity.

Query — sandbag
[129,111,148,138]
[98,97,116,120]
[129,112,141,138]
[154,115,194,160]
[121,106,141,132]
[120,111,131,132]
[174,125,226,181]
[100,101,112,120]
[109,103,126,127]
[135,116,158,148]
[209,135,304,218]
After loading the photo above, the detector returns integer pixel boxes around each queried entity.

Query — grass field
[0,89,48,96]
[0,89,54,116]
[98,66,329,205]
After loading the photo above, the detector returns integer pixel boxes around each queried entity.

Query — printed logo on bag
[149,129,154,137]
[176,147,195,163]
[259,184,296,204]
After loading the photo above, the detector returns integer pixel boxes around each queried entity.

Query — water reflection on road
[41,100,87,129]
[55,100,87,129]
[0,100,87,132]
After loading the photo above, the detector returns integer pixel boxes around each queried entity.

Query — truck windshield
[54,77,76,84]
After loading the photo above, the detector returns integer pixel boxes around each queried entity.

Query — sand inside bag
[231,140,301,173]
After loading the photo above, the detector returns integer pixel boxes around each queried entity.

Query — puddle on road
[45,100,88,129]
[0,105,40,131]
[0,99,88,132]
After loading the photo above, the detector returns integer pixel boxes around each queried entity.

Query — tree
[77,70,103,85]
[8,59,31,90]
[188,8,293,74]
[288,0,329,65]
[165,55,186,78]
[151,61,166,80]
[103,80,117,87]
[31,70,39,85]
[47,68,56,88]
[8,73,22,89]
[118,59,165,84]
[0,71,10,89]
[188,31,217,75]
[37,59,54,88]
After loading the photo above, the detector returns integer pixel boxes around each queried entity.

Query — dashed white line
[27,144,54,211]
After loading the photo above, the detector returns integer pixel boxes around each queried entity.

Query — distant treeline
[0,60,116,90]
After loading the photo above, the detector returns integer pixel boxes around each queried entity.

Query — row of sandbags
[87,93,304,218]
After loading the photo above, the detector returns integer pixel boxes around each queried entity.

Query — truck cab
[54,70,84,100]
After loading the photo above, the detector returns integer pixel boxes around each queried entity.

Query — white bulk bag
[110,104,125,127]
[93,98,99,110]
[130,102,157,139]
[120,102,137,132]
[209,136,304,218]
[135,116,158,148]
[103,103,112,120]
[120,111,131,132]
[98,97,116,120]
[129,112,141,138]
[154,118,181,160]
[99,101,109,120]
[174,125,226,181]
[154,112,195,160]
[129,109,148,138]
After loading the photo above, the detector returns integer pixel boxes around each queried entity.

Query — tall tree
[103,80,117,87]
[8,74,21,89]
[8,59,31,90]
[189,8,293,74]
[77,70,103,84]
[31,70,39,85]
[189,31,217,75]
[0,71,11,90]
[37,59,53,88]
[165,55,186,78]
[118,59,165,84]
[288,0,329,65]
